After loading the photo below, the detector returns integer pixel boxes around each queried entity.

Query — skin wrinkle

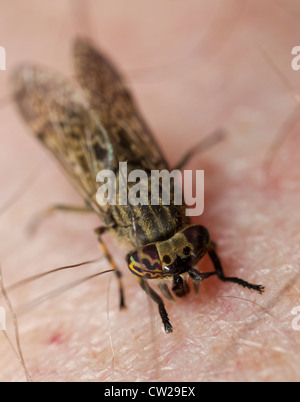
[1,0,300,382]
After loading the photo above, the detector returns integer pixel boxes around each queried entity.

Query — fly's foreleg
[208,242,265,294]
[95,226,126,309]
[139,278,172,333]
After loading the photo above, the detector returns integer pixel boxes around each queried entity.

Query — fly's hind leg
[139,278,172,333]
[95,226,126,309]
[27,203,93,234]
[208,241,265,294]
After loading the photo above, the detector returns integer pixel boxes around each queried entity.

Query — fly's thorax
[112,205,187,249]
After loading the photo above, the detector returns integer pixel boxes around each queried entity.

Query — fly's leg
[174,129,226,170]
[188,268,217,293]
[95,226,126,309]
[27,203,93,234]
[208,242,265,294]
[139,278,172,333]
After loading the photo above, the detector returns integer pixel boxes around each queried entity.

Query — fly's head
[127,225,210,297]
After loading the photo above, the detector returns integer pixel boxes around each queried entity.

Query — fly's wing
[11,39,169,223]
[73,38,169,171]
[11,65,112,220]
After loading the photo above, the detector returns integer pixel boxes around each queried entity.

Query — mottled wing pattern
[11,38,169,223]
[11,65,109,219]
[73,38,169,171]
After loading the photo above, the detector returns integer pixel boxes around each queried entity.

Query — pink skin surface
[0,0,300,382]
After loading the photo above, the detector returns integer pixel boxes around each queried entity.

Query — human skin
[0,0,300,382]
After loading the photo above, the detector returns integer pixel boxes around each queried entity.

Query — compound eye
[127,244,163,279]
[181,225,210,261]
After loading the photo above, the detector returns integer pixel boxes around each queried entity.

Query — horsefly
[11,38,264,333]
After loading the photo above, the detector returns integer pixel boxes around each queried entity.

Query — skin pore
[0,0,300,382]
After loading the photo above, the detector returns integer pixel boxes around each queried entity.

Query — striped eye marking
[128,244,163,279]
